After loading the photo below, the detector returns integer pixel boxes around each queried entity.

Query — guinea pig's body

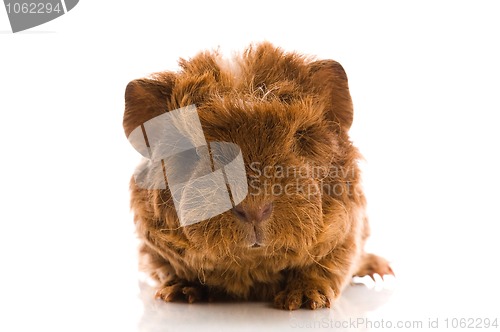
[124,43,392,310]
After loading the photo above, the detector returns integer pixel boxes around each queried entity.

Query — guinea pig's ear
[309,60,354,131]
[123,72,175,137]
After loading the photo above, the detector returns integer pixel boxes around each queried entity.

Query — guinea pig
[123,42,393,310]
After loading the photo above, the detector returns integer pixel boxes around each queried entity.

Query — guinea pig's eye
[294,128,310,144]
[293,125,331,156]
[294,126,315,151]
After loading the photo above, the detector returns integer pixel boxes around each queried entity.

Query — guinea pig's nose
[231,203,273,224]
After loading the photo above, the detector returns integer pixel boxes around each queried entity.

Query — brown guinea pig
[123,42,393,310]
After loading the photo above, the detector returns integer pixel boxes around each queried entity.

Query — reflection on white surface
[136,278,395,332]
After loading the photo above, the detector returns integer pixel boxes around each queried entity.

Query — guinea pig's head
[124,43,358,259]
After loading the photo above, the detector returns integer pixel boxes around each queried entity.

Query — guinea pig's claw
[355,253,395,280]
[155,282,205,303]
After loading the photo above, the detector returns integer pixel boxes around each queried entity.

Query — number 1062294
[5,2,62,14]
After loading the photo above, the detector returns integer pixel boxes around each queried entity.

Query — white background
[1,1,499,331]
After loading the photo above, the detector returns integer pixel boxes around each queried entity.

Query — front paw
[355,253,394,280]
[155,280,205,304]
[274,282,334,310]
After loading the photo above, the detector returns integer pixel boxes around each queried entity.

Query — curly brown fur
[124,42,392,310]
